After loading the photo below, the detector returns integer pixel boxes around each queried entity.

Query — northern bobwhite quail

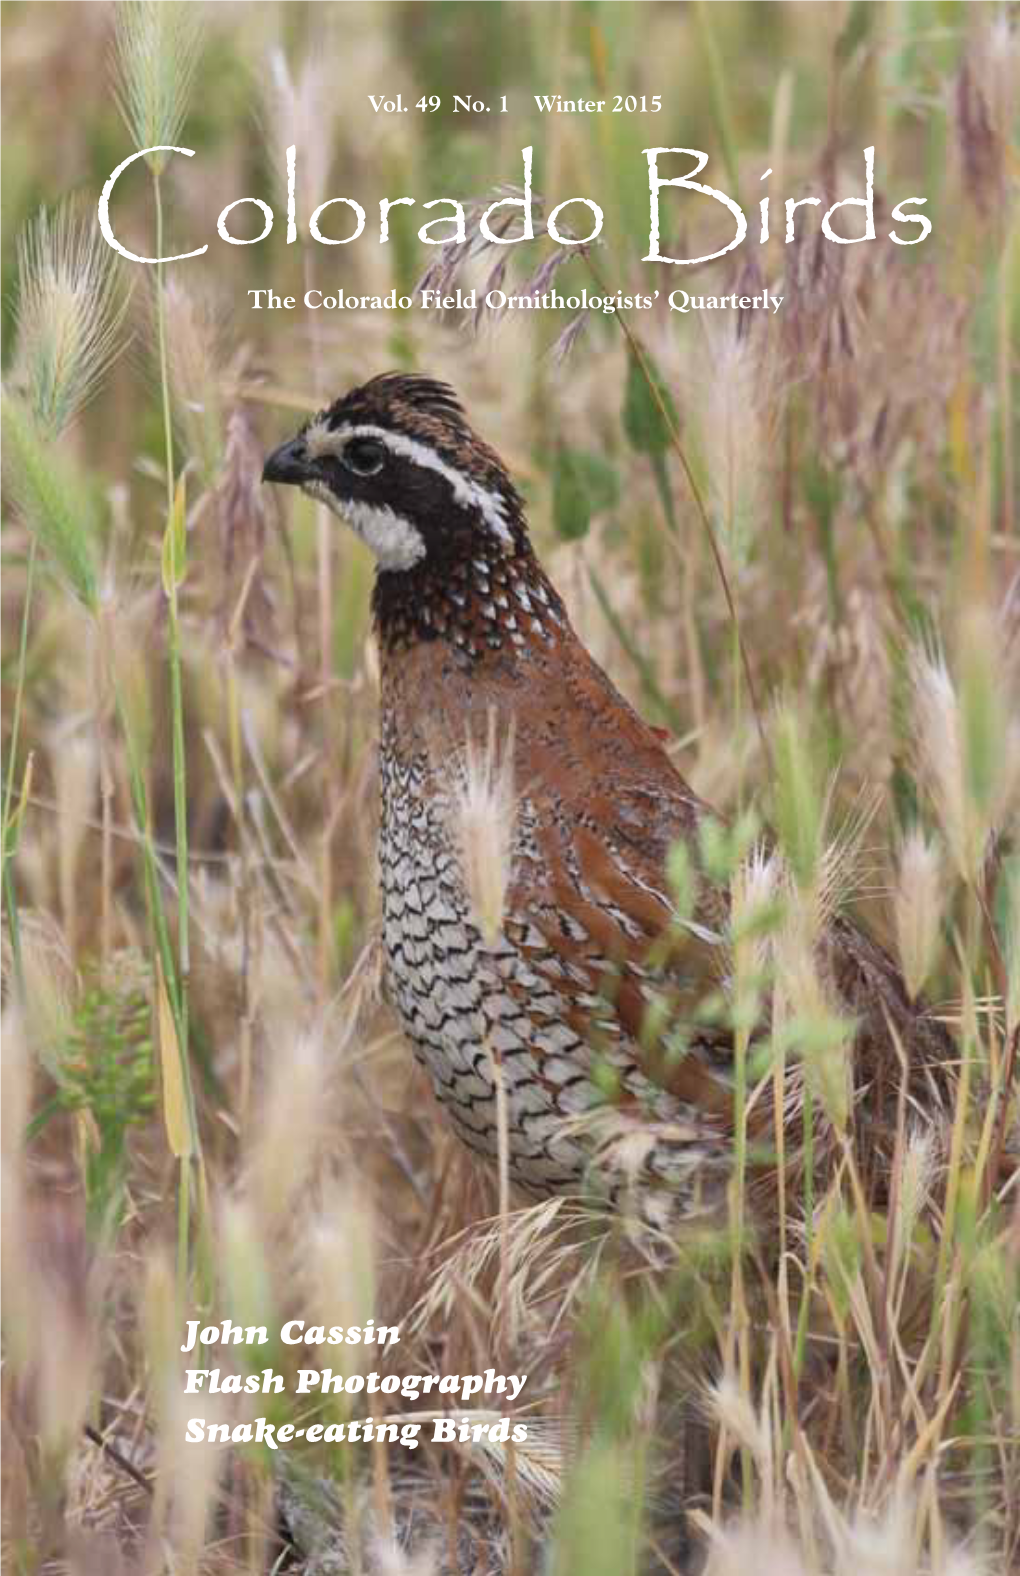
[263,372,954,1228]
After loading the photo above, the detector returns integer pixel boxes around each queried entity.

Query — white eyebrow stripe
[333,422,515,548]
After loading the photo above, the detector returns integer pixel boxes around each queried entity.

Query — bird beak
[262,437,309,487]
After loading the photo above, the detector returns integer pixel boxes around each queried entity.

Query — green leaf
[161,471,187,595]
[552,446,619,541]
[622,349,678,458]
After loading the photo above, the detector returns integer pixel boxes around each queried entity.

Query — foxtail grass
[11,204,128,437]
[113,0,205,1299]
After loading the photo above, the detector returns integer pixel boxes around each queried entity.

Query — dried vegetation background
[1,3,1018,1574]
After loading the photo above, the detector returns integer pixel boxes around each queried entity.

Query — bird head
[262,372,527,575]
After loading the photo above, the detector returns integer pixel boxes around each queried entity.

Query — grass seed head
[299,1187,377,1383]
[893,827,946,1001]
[890,1130,937,1281]
[161,279,225,482]
[550,1438,640,1576]
[245,1028,334,1230]
[704,1528,807,1576]
[264,45,339,217]
[2,1144,97,1463]
[771,700,826,893]
[729,842,784,1028]
[11,913,76,1069]
[452,714,517,945]
[908,613,1020,883]
[369,1536,441,1576]
[773,896,854,1134]
[113,0,202,173]
[705,1371,771,1467]
[151,1379,227,1562]
[11,204,128,435]
[218,1195,277,1347]
[1,393,101,611]
[693,323,776,573]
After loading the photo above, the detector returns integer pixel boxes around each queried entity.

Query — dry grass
[2,3,1018,1574]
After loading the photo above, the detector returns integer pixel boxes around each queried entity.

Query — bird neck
[371,528,569,667]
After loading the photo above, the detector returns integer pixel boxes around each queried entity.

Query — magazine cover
[2,3,1017,1572]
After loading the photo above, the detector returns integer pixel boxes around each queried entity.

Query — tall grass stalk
[154,178,188,974]
[1,543,37,991]
[694,0,742,205]
[997,217,1015,538]
[791,1085,815,1382]
[114,0,204,1292]
[725,1021,754,1512]
[263,42,343,1002]
[222,573,254,1127]
[488,1034,524,1576]
[726,849,774,1513]
[300,229,335,1002]
[155,172,199,1294]
[112,669,202,1305]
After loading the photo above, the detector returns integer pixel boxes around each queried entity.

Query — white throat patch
[303,479,426,572]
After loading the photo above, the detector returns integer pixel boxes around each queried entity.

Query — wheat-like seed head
[1,394,100,610]
[244,1029,334,1230]
[772,891,854,1134]
[369,1536,441,1576]
[3,200,128,610]
[12,204,128,435]
[908,614,1020,883]
[704,1371,772,1468]
[728,841,783,1030]
[893,827,946,1002]
[113,0,202,174]
[693,321,779,573]
[161,279,226,483]
[298,1184,377,1383]
[263,45,340,213]
[770,698,826,893]
[451,713,518,946]
[217,1194,277,1346]
[887,1128,937,1298]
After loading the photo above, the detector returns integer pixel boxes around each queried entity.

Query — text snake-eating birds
[263,372,954,1231]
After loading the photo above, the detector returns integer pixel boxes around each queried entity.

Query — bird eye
[343,437,386,477]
